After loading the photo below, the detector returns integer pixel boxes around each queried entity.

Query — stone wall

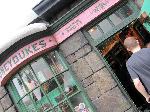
[0,31,134,112]
[59,31,133,112]
[0,87,16,112]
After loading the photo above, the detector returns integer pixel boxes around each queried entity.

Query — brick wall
[59,31,133,112]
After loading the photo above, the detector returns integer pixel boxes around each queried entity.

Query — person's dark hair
[124,37,139,49]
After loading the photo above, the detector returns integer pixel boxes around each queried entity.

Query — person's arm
[133,78,150,103]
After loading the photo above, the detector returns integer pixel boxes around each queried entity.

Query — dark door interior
[97,20,150,111]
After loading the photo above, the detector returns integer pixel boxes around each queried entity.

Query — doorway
[97,21,150,111]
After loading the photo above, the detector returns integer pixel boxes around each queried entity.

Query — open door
[97,21,150,111]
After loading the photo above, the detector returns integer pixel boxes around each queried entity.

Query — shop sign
[54,0,120,43]
[0,36,57,85]
[0,0,120,85]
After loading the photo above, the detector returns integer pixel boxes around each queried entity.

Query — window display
[7,51,94,112]
[31,58,53,83]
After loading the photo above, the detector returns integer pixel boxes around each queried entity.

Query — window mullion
[56,51,82,112]
[28,64,54,111]
[55,51,68,70]
[18,71,39,112]
[44,53,75,112]
[107,18,116,27]
[7,81,24,112]
[6,50,96,112]
[52,71,75,112]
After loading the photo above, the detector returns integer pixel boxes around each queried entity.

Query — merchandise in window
[12,75,27,97]
[31,58,53,83]
[6,51,94,112]
[20,66,39,91]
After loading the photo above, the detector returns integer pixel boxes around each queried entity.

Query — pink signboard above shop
[54,0,120,43]
[0,36,57,85]
[0,0,120,85]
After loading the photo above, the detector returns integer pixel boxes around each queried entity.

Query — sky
[0,0,42,52]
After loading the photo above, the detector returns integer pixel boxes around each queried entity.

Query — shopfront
[83,0,150,111]
[0,0,147,112]
[6,50,94,112]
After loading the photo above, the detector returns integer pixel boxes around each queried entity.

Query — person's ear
[127,48,131,51]
[136,40,140,45]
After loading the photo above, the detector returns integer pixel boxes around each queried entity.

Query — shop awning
[32,0,74,20]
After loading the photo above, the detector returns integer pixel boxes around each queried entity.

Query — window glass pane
[38,97,53,112]
[30,87,43,101]
[98,19,113,34]
[12,75,27,97]
[17,101,26,112]
[58,101,72,112]
[109,13,122,26]
[57,71,78,95]
[115,4,133,20]
[88,26,103,40]
[51,104,72,112]
[20,66,39,91]
[42,79,58,94]
[41,79,63,107]
[22,95,36,112]
[30,87,53,111]
[69,93,90,112]
[53,90,64,107]
[45,52,66,74]
[31,58,53,83]
[7,51,95,112]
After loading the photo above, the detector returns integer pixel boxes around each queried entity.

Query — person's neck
[132,47,141,53]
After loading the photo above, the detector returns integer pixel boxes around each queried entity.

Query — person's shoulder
[133,48,150,57]
[140,48,150,52]
[126,52,141,66]
[126,56,134,66]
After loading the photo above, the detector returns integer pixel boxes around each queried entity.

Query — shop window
[109,4,133,26]
[98,19,113,34]
[133,0,143,9]
[22,95,36,112]
[114,4,133,20]
[31,58,53,83]
[45,52,66,74]
[88,26,103,40]
[88,3,134,42]
[12,75,27,97]
[19,66,39,91]
[6,51,94,112]
[109,14,122,26]
[70,93,91,112]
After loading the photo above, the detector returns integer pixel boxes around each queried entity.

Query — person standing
[124,37,150,103]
